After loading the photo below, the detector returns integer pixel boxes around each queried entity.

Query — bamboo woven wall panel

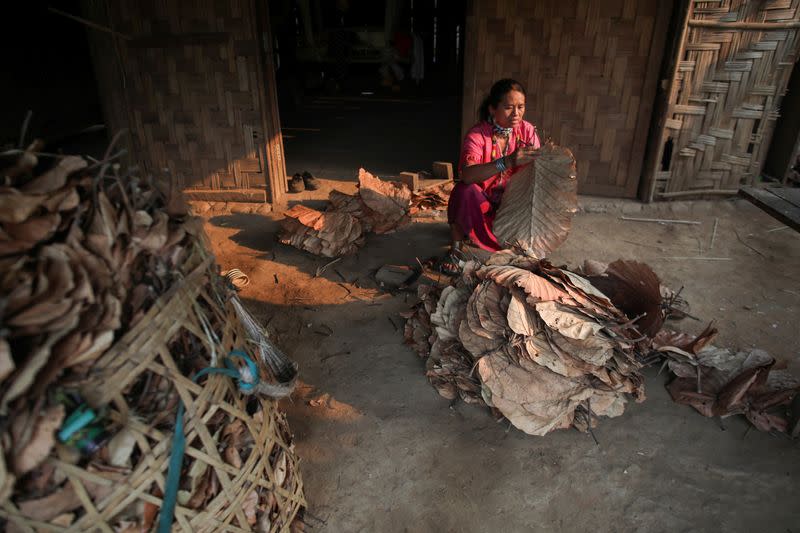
[99,1,282,192]
[651,0,800,198]
[462,0,670,198]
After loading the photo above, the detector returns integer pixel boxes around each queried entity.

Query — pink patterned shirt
[458,119,541,198]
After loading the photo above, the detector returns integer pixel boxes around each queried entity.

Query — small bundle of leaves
[654,326,800,433]
[278,168,413,257]
[278,204,365,258]
[409,182,454,215]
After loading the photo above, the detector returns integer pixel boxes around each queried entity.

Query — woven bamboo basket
[0,244,306,532]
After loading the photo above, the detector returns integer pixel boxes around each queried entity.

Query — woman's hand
[508,145,539,168]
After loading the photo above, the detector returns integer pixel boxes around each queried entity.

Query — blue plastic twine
[157,350,260,533]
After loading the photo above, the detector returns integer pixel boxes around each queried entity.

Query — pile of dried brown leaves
[0,141,199,509]
[655,325,799,433]
[0,142,303,530]
[279,168,427,257]
[403,252,662,436]
[406,251,799,435]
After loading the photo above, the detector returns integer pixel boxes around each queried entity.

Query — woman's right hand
[508,145,539,168]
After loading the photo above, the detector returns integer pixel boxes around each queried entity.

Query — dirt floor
[195,182,800,533]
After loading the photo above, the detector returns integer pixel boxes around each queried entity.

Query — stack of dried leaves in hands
[0,143,194,508]
[278,168,412,257]
[654,325,800,433]
[404,252,664,436]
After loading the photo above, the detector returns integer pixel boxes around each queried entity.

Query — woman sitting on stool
[442,78,541,274]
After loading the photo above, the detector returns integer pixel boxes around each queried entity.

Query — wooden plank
[688,20,800,30]
[738,186,800,231]
[768,186,800,209]
[254,0,287,205]
[626,0,672,198]
[184,188,268,203]
[126,32,229,48]
[642,0,692,201]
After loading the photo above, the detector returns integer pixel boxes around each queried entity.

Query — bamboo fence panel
[462,0,671,198]
[649,0,800,199]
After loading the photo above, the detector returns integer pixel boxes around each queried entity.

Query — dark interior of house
[1,2,107,158]
[269,0,466,181]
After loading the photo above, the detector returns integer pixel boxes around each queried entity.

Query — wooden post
[432,161,454,181]
[254,0,288,205]
[625,0,672,199]
[399,172,420,191]
[640,0,692,202]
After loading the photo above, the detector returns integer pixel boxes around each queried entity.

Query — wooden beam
[627,0,673,199]
[738,187,800,232]
[184,189,268,203]
[642,0,693,202]
[253,0,288,205]
[126,32,229,48]
[658,188,738,198]
[688,20,800,30]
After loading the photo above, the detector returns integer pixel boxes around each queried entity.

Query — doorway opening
[268,0,467,183]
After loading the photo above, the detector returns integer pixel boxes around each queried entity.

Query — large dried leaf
[475,282,509,335]
[464,283,502,340]
[520,336,592,379]
[478,352,593,436]
[4,212,61,245]
[0,333,62,413]
[0,188,46,223]
[458,317,503,359]
[430,285,470,341]
[493,143,578,257]
[410,182,453,214]
[587,260,664,338]
[12,405,65,475]
[547,329,616,367]
[327,190,366,219]
[477,264,575,305]
[132,211,169,251]
[654,324,718,355]
[0,338,13,383]
[535,301,603,340]
[506,294,539,336]
[21,156,87,195]
[41,187,80,213]
[7,298,75,328]
[357,168,411,233]
[0,451,13,504]
[17,469,121,521]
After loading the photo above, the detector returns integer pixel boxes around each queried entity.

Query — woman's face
[490,90,526,128]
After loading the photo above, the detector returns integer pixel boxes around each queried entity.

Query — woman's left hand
[508,145,540,168]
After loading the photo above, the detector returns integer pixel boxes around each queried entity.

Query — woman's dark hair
[478,78,526,122]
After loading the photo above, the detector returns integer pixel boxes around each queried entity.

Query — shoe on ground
[302,171,321,191]
[289,173,305,193]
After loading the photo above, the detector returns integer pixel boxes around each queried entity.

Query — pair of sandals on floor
[289,171,320,193]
